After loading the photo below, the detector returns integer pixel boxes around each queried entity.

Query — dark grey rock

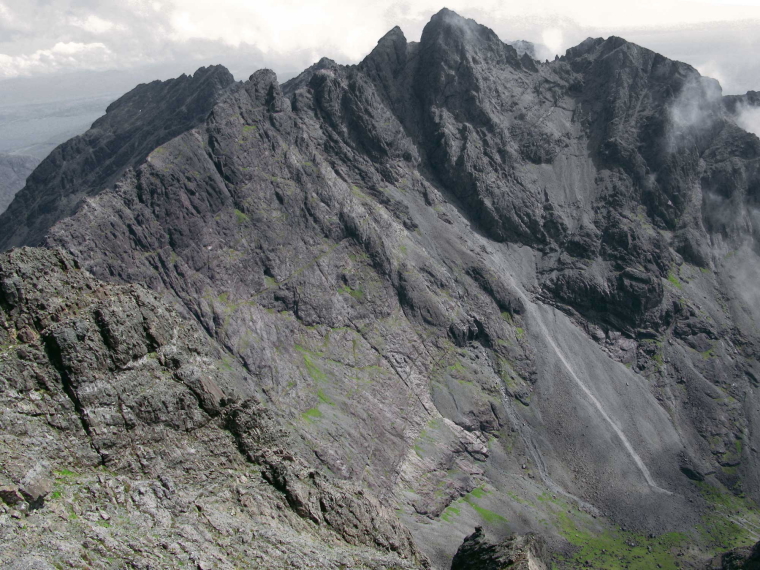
[708,541,760,569]
[0,66,235,249]
[0,247,429,569]
[2,7,760,570]
[451,526,547,569]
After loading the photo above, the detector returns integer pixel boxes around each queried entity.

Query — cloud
[0,1,31,34]
[165,0,405,62]
[0,0,760,93]
[696,61,728,89]
[734,104,760,138]
[666,75,723,151]
[540,28,565,58]
[0,42,114,79]
[69,15,118,35]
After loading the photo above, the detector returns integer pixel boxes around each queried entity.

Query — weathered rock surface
[708,541,760,569]
[2,7,760,569]
[0,153,38,215]
[451,526,547,570]
[0,247,428,568]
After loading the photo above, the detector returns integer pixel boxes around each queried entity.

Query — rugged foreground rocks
[2,7,760,569]
[708,541,760,569]
[451,526,547,569]
[0,248,428,568]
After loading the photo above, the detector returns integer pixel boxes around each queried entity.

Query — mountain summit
[2,9,760,569]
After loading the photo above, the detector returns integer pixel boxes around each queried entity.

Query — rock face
[3,7,760,569]
[0,153,38,215]
[0,247,428,568]
[708,541,760,569]
[451,527,547,570]
[0,66,235,249]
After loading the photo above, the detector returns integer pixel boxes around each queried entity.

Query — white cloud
[0,42,114,79]
[1,0,760,92]
[166,0,398,61]
[541,28,565,57]
[69,15,117,35]
[0,0,31,32]
[696,61,728,87]
[156,0,760,65]
[735,104,760,137]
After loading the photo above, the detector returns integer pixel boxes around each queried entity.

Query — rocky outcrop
[0,247,428,568]
[707,541,760,569]
[724,91,760,114]
[0,153,38,215]
[451,527,547,570]
[3,8,760,569]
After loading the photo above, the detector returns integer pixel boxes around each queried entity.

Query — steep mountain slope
[3,8,760,569]
[0,153,38,215]
[0,66,236,249]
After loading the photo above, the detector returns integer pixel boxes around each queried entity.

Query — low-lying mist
[734,104,760,138]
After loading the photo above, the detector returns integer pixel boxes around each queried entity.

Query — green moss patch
[439,486,508,527]
[301,407,323,422]
[555,510,687,569]
[440,504,462,523]
[696,481,760,550]
[338,284,364,300]
[532,492,692,569]
[317,388,334,405]
[467,501,508,525]
[234,209,250,225]
[667,272,683,289]
[294,344,329,379]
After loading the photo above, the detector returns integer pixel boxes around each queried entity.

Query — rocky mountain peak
[363,25,408,70]
[378,24,406,44]
[243,68,285,111]
[281,56,340,96]
[420,8,521,69]
[0,64,236,251]
[564,36,604,59]
[3,8,760,570]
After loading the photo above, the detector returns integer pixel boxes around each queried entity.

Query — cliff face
[3,8,760,569]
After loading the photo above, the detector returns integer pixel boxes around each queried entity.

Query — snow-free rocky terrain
[2,8,760,569]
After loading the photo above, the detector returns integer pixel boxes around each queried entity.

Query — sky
[1,0,760,95]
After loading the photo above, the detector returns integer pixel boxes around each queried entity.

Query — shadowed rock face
[708,541,760,569]
[3,8,760,569]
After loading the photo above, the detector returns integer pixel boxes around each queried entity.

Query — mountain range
[2,8,760,569]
